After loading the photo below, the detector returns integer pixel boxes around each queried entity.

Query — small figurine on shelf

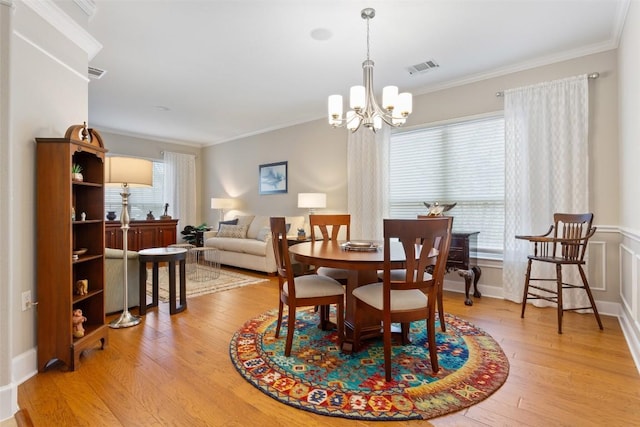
[75,279,88,296]
[160,202,171,220]
[80,212,86,221]
[147,210,155,220]
[72,309,87,338]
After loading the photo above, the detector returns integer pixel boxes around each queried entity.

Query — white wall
[617,0,640,368]
[1,0,96,421]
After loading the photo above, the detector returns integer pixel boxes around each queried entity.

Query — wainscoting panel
[587,240,606,291]
[620,244,635,321]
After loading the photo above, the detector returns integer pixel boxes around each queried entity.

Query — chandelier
[328,8,412,132]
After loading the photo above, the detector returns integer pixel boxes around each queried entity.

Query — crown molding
[22,0,102,59]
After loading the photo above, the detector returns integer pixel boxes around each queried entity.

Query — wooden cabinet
[36,126,109,372]
[448,232,482,306]
[105,219,178,251]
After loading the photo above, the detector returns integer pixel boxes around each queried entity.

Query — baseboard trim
[0,348,37,422]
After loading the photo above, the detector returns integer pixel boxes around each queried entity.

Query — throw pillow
[256,227,271,242]
[217,224,248,238]
[218,218,239,231]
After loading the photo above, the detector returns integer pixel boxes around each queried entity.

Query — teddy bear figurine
[75,279,88,296]
[72,309,87,338]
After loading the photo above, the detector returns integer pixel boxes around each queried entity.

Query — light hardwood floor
[18,268,640,426]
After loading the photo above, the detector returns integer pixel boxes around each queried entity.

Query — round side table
[138,247,187,315]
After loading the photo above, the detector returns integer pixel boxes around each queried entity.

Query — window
[105,160,165,221]
[389,114,505,255]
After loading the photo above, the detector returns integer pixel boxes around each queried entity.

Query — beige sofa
[105,248,140,314]
[203,215,305,274]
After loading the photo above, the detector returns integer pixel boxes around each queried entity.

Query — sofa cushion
[207,236,268,256]
[256,227,271,242]
[235,215,255,229]
[217,224,248,238]
[217,218,238,230]
[247,215,269,239]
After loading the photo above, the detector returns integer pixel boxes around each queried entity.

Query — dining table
[288,240,407,352]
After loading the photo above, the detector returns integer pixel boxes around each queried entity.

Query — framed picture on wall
[259,161,288,195]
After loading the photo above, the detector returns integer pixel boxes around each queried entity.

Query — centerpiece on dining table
[340,241,379,252]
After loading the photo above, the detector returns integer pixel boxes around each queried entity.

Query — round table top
[288,240,406,271]
[138,247,187,259]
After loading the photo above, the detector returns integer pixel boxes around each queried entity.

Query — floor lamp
[105,156,153,328]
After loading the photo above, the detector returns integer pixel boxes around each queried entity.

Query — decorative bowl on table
[72,248,88,256]
[341,241,379,252]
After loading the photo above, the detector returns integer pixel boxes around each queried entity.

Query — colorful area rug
[146,266,268,302]
[230,308,509,421]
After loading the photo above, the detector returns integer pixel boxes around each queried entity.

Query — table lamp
[105,156,153,328]
[297,193,327,214]
[210,198,235,226]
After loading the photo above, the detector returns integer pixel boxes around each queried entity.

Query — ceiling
[86,0,629,146]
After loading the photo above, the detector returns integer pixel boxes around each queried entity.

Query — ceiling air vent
[407,60,439,75]
[88,66,107,79]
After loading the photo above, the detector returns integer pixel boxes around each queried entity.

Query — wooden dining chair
[516,213,603,334]
[352,217,452,381]
[270,217,344,356]
[309,214,351,284]
[418,214,451,332]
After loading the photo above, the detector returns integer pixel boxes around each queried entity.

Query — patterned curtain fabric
[347,126,390,241]
[502,75,590,305]
[163,151,197,232]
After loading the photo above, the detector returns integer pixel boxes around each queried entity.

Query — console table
[106,219,178,251]
[449,232,481,306]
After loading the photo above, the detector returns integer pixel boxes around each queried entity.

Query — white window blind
[105,161,165,221]
[389,115,505,254]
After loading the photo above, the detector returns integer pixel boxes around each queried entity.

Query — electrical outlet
[21,290,31,311]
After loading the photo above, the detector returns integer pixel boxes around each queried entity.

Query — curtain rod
[495,72,599,97]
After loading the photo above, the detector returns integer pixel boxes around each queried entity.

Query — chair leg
[275,300,284,338]
[438,289,446,332]
[578,265,604,330]
[521,259,533,318]
[353,301,362,352]
[285,306,296,356]
[556,264,564,334]
[336,300,344,348]
[383,316,392,382]
[427,316,439,374]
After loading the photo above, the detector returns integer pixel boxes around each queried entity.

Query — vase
[106,211,117,221]
[72,172,83,182]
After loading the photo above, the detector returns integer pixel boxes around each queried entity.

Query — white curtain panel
[347,126,390,241]
[163,151,197,232]
[502,75,590,308]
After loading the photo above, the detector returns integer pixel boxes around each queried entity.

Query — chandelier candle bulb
[397,92,413,116]
[350,86,365,110]
[382,86,398,110]
[328,95,343,122]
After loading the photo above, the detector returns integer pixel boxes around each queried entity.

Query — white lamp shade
[397,92,413,115]
[349,86,365,110]
[210,198,235,209]
[382,86,398,110]
[105,156,153,187]
[328,94,343,120]
[297,193,327,209]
